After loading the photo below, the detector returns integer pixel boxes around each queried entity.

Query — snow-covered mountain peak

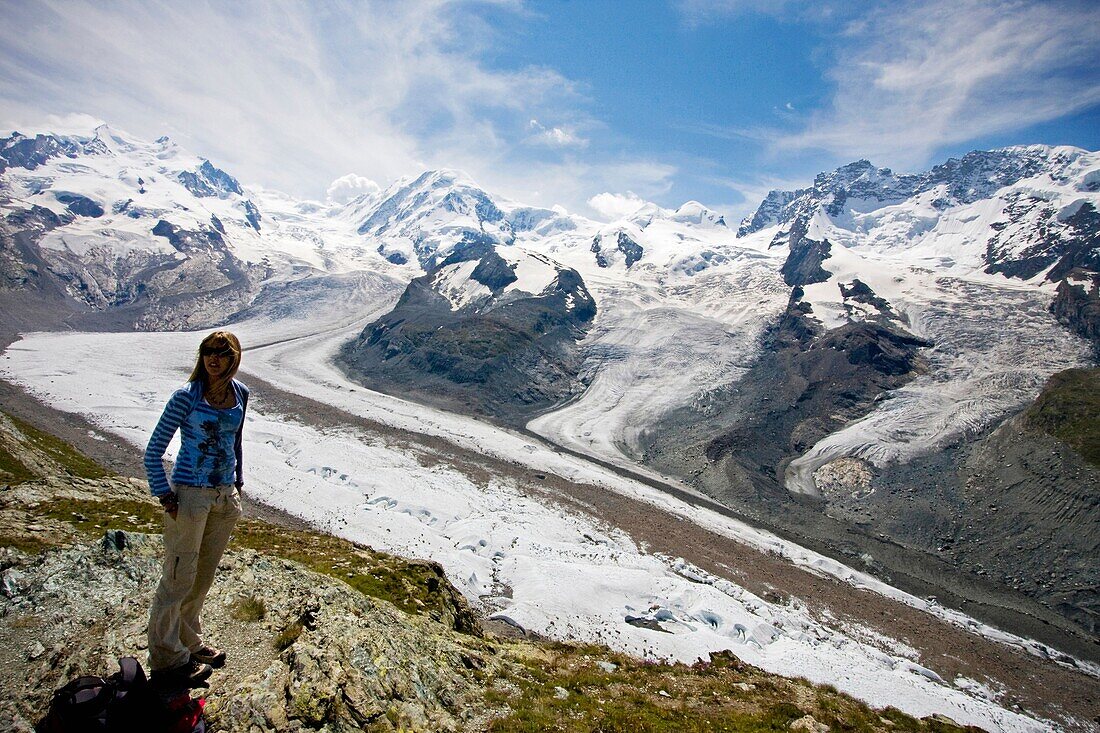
[739,146,1100,240]
[88,123,143,155]
[670,201,727,228]
[351,167,514,269]
[0,121,406,328]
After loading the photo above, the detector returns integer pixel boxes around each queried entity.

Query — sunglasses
[201,345,235,358]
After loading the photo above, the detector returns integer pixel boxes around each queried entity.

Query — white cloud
[326,174,381,204]
[776,0,1100,168]
[1,112,107,138]
[526,119,587,148]
[0,0,591,203]
[587,191,653,220]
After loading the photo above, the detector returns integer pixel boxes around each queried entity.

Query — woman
[144,330,249,687]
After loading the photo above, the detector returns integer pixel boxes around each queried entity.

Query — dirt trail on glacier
[2,369,1098,729]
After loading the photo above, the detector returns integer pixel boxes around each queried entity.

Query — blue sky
[1,0,1098,221]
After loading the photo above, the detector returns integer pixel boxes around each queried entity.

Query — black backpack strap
[40,676,111,729]
[58,676,111,707]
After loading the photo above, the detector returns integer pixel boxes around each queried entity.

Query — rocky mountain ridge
[338,240,597,422]
[737,146,1100,342]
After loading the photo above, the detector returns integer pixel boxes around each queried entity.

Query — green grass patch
[487,646,972,733]
[1025,368,1100,466]
[1,412,110,481]
[39,498,163,536]
[0,441,35,484]
[231,595,267,622]
[230,519,469,626]
[0,531,53,555]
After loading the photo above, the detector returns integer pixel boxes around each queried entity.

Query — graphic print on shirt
[196,409,238,486]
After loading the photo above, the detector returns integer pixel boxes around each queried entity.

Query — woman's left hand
[159,492,179,520]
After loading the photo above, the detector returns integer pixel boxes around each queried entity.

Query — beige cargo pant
[147,484,241,671]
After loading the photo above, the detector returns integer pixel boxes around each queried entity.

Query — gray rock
[1,568,25,598]
[0,528,499,732]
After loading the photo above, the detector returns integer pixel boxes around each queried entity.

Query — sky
[1,0,1098,222]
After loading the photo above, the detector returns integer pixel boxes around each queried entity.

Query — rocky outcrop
[839,279,895,320]
[0,506,498,730]
[779,220,831,286]
[1050,272,1100,350]
[0,132,85,174]
[177,160,244,199]
[54,193,104,218]
[591,231,644,268]
[339,244,596,424]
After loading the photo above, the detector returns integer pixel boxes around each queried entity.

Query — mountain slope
[339,240,597,422]
[0,125,406,334]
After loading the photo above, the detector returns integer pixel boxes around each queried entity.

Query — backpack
[36,657,206,733]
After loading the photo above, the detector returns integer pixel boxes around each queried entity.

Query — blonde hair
[188,330,242,397]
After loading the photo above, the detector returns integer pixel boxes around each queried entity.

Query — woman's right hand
[159,492,179,520]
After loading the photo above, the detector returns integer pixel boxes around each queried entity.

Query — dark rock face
[339,247,595,424]
[616,232,643,267]
[839,278,895,319]
[1051,275,1100,351]
[646,291,930,503]
[177,159,244,199]
[199,160,243,195]
[55,193,104,218]
[378,245,407,265]
[468,249,517,291]
[1045,203,1100,282]
[0,133,82,173]
[779,220,831,287]
[591,231,644,269]
[699,318,930,474]
[984,199,1100,281]
[242,199,262,231]
[153,219,225,254]
[737,190,798,237]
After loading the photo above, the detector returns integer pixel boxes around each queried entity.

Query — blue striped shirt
[144,379,249,496]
